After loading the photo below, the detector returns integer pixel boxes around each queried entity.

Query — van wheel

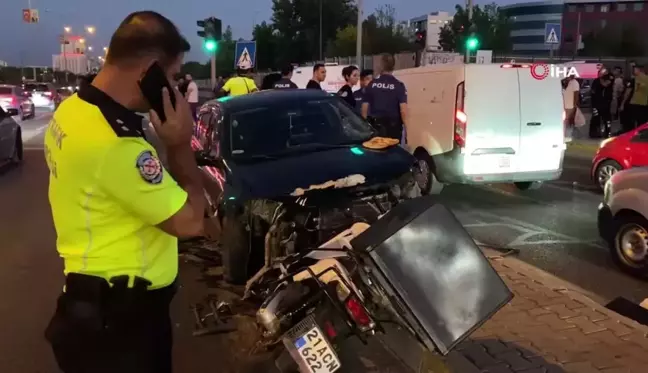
[514,181,541,191]
[609,213,648,278]
[221,214,250,285]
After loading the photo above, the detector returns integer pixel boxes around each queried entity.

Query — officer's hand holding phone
[149,87,193,149]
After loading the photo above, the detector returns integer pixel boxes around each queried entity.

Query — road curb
[483,247,648,335]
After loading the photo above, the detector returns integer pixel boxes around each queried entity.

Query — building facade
[408,11,454,51]
[501,0,564,55]
[52,35,93,75]
[560,0,648,55]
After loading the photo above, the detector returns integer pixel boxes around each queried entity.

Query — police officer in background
[337,65,359,108]
[353,69,373,106]
[44,11,205,373]
[273,65,298,89]
[361,53,408,142]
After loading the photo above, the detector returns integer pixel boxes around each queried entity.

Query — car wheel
[20,108,26,121]
[609,213,648,278]
[413,150,443,195]
[595,159,622,192]
[10,131,23,165]
[30,105,36,118]
[221,214,250,285]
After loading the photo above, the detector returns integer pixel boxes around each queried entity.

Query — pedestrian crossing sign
[237,48,252,69]
[544,23,561,45]
[234,41,256,69]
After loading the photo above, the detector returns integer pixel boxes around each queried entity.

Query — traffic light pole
[465,0,473,64]
[211,53,217,91]
[355,0,363,67]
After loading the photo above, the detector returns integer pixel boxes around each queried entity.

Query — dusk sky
[1,0,517,66]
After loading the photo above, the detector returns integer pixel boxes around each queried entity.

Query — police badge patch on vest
[136,150,163,184]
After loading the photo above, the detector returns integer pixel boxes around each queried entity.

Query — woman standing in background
[337,65,359,108]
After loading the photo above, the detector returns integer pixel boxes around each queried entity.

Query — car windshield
[0,87,13,94]
[228,97,375,158]
[25,84,48,92]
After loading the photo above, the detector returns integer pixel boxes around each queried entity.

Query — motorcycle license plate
[293,325,341,373]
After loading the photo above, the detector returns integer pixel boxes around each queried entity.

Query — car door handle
[527,122,541,126]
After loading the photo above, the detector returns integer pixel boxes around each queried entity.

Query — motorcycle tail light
[344,296,372,329]
[323,320,337,340]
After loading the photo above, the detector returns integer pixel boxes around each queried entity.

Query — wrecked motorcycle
[249,196,514,373]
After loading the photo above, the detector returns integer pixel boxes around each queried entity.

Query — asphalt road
[2,110,646,372]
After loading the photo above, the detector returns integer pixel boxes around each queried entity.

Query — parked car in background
[592,123,648,191]
[22,82,60,109]
[0,106,23,166]
[0,85,35,120]
[598,167,648,277]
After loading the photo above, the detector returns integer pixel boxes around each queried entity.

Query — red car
[592,122,648,191]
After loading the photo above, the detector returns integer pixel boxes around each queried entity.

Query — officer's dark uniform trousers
[46,274,176,373]
[369,116,403,141]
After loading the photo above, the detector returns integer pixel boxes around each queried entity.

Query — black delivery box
[350,195,513,354]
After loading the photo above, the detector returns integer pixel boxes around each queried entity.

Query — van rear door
[517,69,565,173]
[462,65,521,175]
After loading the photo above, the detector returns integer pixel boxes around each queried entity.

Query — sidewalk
[447,248,648,373]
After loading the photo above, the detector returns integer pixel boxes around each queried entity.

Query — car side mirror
[195,151,223,168]
[6,108,19,117]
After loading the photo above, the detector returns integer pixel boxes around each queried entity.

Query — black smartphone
[138,62,176,123]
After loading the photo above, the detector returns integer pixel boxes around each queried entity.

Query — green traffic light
[466,37,479,51]
[204,40,217,52]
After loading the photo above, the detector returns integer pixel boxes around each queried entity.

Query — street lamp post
[62,26,71,83]
[319,0,323,61]
[356,0,363,68]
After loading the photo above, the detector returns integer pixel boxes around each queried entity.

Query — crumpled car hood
[228,146,414,199]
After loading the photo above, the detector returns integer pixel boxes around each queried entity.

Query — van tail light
[344,296,373,330]
[454,82,466,148]
[43,91,52,97]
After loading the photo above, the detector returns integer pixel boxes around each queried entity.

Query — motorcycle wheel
[221,214,250,285]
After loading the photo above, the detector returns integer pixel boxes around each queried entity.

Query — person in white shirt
[185,73,199,120]
[563,74,580,140]
[611,66,625,120]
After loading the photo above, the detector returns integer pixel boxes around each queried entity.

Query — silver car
[0,106,23,166]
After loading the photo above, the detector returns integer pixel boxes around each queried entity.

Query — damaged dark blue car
[192,90,421,284]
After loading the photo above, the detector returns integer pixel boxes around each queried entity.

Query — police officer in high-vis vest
[361,53,409,142]
[44,11,205,373]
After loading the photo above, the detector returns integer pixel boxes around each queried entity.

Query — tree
[181,61,209,79]
[253,21,279,71]
[362,5,415,55]
[327,25,357,57]
[328,5,416,58]
[271,0,357,64]
[439,4,511,54]
[215,25,236,77]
